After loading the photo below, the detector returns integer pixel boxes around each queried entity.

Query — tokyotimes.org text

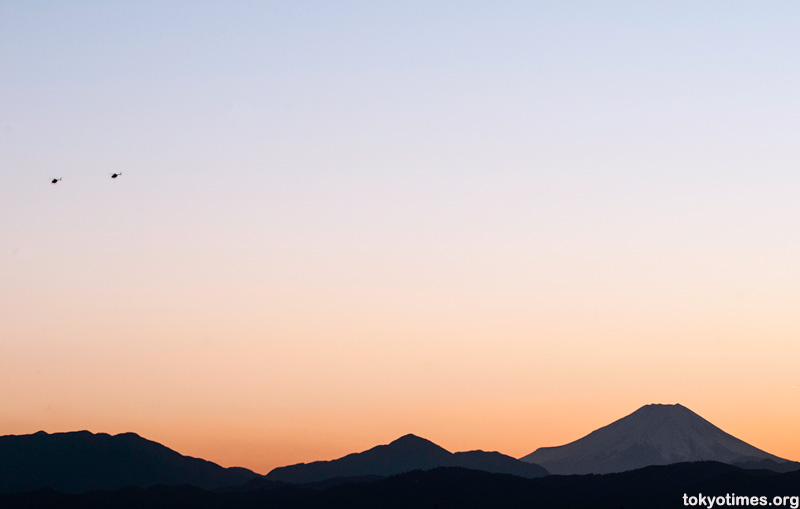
[683,493,799,509]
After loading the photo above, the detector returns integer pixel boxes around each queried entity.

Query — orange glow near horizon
[3,371,799,474]
[3,242,800,473]
[3,395,799,474]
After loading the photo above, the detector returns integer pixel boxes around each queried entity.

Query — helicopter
[51,178,62,184]
[111,172,122,179]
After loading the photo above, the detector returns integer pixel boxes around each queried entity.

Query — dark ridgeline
[265,434,548,483]
[0,430,259,494]
[1,462,800,508]
[733,458,800,473]
[0,431,547,495]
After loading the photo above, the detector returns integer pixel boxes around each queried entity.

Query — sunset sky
[2,2,799,474]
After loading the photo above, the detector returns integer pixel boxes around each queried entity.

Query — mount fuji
[520,403,794,475]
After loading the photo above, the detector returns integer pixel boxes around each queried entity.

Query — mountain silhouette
[0,430,259,494]
[520,403,791,474]
[3,462,800,509]
[266,434,548,483]
[733,458,800,473]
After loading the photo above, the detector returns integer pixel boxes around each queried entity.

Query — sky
[1,1,799,474]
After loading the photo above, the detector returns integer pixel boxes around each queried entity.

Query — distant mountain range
[266,434,548,482]
[2,402,797,500]
[0,431,546,494]
[520,403,794,474]
[0,431,259,494]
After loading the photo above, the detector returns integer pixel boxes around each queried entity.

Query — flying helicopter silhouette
[51,178,61,184]
[111,172,122,179]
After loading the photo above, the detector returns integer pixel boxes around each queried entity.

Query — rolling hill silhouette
[2,462,799,509]
[266,434,548,483]
[0,431,259,494]
[520,403,793,474]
